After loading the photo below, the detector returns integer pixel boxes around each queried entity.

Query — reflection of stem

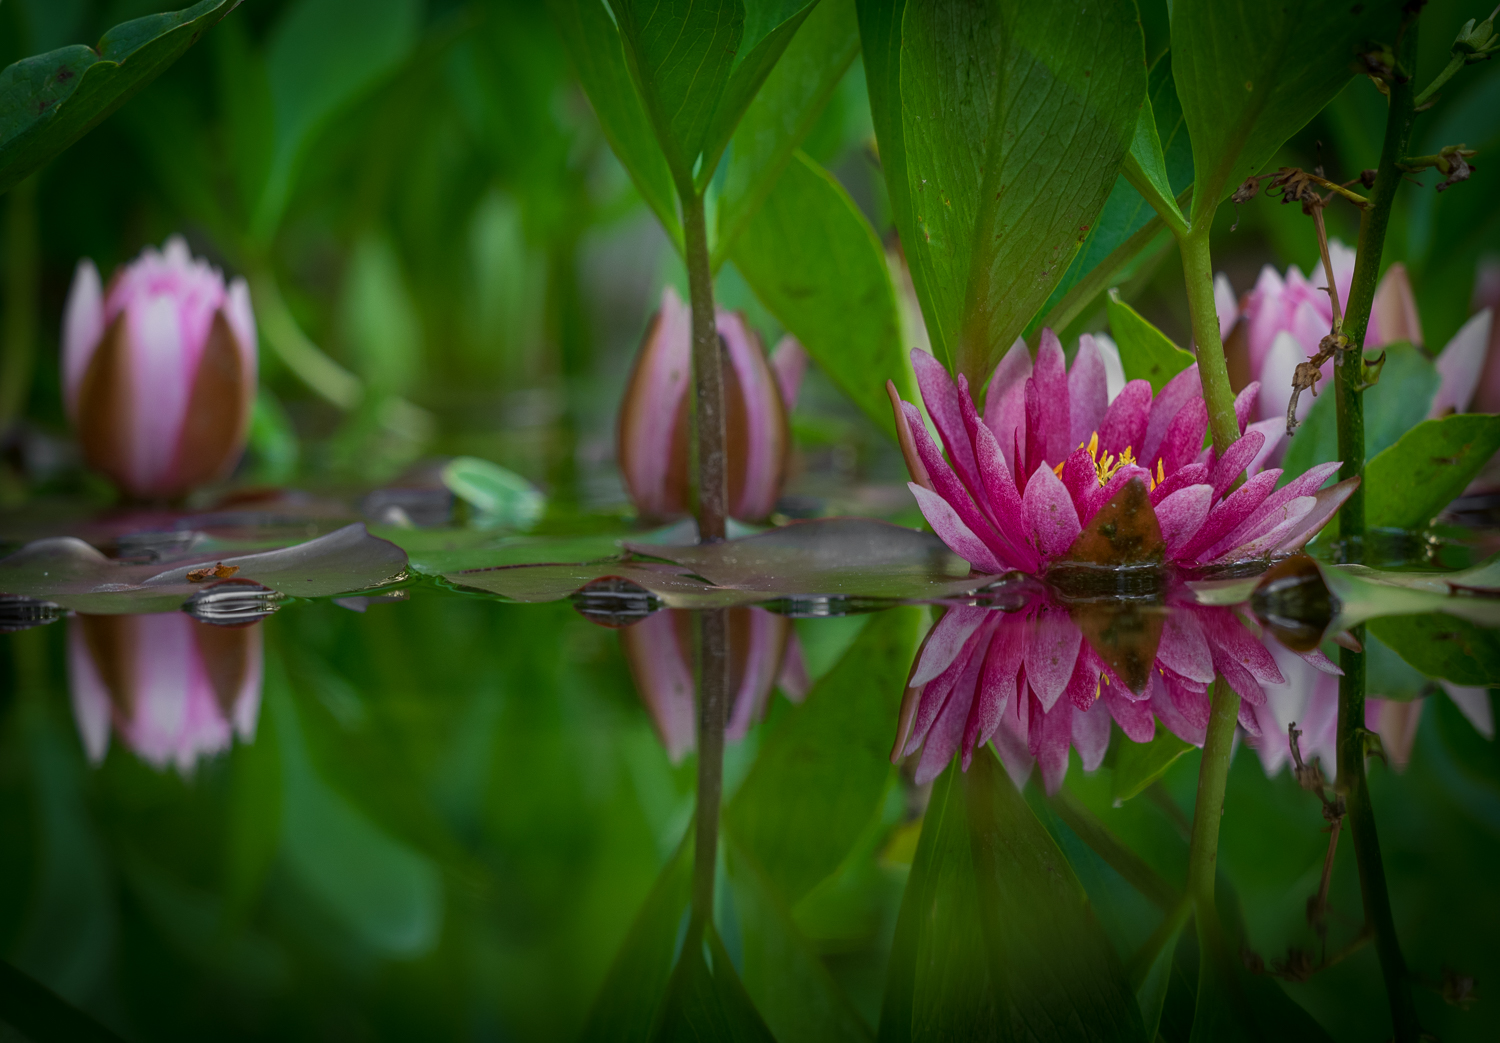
[0,175,37,435]
[1186,676,1238,910]
[689,609,729,937]
[682,193,726,543]
[1177,229,1239,455]
[1338,627,1421,1041]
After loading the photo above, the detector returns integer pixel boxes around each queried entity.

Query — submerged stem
[1338,628,1421,1041]
[689,609,729,937]
[682,193,727,543]
[1186,676,1239,909]
[1178,229,1240,455]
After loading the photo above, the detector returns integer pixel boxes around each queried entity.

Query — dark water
[1,518,1498,1041]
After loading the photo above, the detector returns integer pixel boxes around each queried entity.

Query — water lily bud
[62,236,258,500]
[68,612,262,772]
[618,287,798,522]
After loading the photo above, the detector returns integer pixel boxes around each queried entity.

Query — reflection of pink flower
[617,287,805,523]
[619,607,808,762]
[63,237,258,500]
[889,337,1354,575]
[68,613,262,772]
[896,593,1301,793]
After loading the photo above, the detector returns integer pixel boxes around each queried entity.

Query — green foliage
[877,0,1145,380]
[1369,614,1500,686]
[441,456,548,531]
[1365,414,1500,530]
[1170,0,1402,225]
[0,0,236,196]
[1112,731,1193,805]
[1107,290,1196,393]
[731,151,907,438]
[653,924,779,1042]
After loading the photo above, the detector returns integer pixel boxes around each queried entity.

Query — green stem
[1178,229,1240,455]
[1337,21,1420,555]
[1413,53,1463,109]
[1186,676,1239,909]
[1338,628,1421,1040]
[690,608,729,937]
[0,174,37,435]
[682,192,727,542]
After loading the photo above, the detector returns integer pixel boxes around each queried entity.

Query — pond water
[1,500,1498,1041]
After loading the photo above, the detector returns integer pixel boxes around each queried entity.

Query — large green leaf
[252,0,419,240]
[726,605,923,904]
[0,0,238,196]
[896,0,1144,380]
[855,0,913,271]
[1368,615,1500,688]
[1107,290,1195,394]
[731,151,908,438]
[715,0,860,265]
[879,750,1146,1041]
[1112,731,1193,805]
[1170,0,1402,226]
[1365,414,1500,531]
[550,0,682,247]
[1279,342,1440,488]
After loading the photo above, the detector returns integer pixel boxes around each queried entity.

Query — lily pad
[0,523,408,614]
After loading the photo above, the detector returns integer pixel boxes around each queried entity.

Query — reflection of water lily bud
[619,607,806,762]
[68,613,262,772]
[618,287,802,522]
[62,236,258,500]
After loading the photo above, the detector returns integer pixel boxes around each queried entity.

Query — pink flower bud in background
[617,287,803,523]
[68,612,262,773]
[1472,259,1500,414]
[62,236,258,500]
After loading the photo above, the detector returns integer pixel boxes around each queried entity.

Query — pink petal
[770,336,807,411]
[911,606,988,687]
[1212,497,1315,563]
[909,483,1006,574]
[1060,446,1097,509]
[620,609,697,762]
[1069,334,1109,448]
[1023,463,1082,561]
[1258,331,1308,425]
[67,619,113,762]
[1157,397,1209,475]
[1372,262,1422,349]
[1149,672,1203,747]
[1242,417,1284,478]
[1024,607,1084,712]
[1073,697,1113,771]
[902,400,1012,561]
[962,381,1038,566]
[619,287,692,518]
[725,608,790,740]
[1211,431,1265,498]
[912,349,983,499]
[915,644,984,785]
[963,621,1024,766]
[1237,698,1263,736]
[1215,273,1239,340]
[992,693,1036,790]
[1065,652,1101,711]
[1272,476,1360,553]
[1155,484,1214,558]
[1157,610,1215,684]
[1106,687,1155,743]
[1233,382,1259,433]
[232,624,264,741]
[985,339,1033,475]
[1150,461,1210,507]
[1033,701,1074,794]
[1142,364,1201,464]
[224,276,259,401]
[62,260,105,420]
[1207,461,1335,559]
[1098,379,1153,457]
[1034,329,1072,462]
[889,382,934,491]
[1178,470,1279,563]
[1429,309,1493,417]
[904,630,981,756]
[1202,608,1284,685]
[720,311,788,520]
[777,632,812,701]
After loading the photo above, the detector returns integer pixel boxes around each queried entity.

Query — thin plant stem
[0,174,37,436]
[1186,676,1239,910]
[1338,627,1421,1040]
[1312,207,1343,332]
[1178,228,1240,454]
[682,192,727,543]
[689,608,729,938]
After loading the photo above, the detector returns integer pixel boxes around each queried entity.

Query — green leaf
[1111,730,1193,805]
[1121,95,1185,230]
[1134,923,1181,1041]
[1280,342,1440,487]
[1188,911,1332,1043]
[550,0,682,249]
[1365,414,1500,531]
[855,0,913,271]
[726,840,873,1043]
[731,151,910,438]
[879,750,1146,1041]
[652,923,778,1043]
[726,605,923,904]
[895,0,1145,380]
[579,837,693,1043]
[0,957,126,1043]
[715,0,861,265]
[442,457,548,532]
[1368,615,1500,688]
[612,0,745,188]
[0,0,238,197]
[1107,289,1196,393]
[1170,0,1402,226]
[253,0,420,240]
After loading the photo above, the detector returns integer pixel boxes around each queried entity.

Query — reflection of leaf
[727,606,923,903]
[0,957,126,1043]
[1111,730,1192,804]
[653,923,778,1043]
[1070,601,1165,694]
[0,0,238,196]
[1107,290,1195,394]
[731,151,908,438]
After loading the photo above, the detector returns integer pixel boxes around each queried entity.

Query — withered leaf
[1061,479,1164,567]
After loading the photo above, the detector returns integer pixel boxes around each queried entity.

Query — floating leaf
[1107,290,1195,394]
[441,456,547,531]
[0,0,239,196]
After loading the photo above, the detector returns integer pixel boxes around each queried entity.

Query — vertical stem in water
[690,609,729,936]
[1186,677,1239,909]
[0,175,38,435]
[682,193,726,542]
[1339,628,1420,1041]
[1178,227,1240,455]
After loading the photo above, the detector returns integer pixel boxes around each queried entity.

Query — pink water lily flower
[619,606,809,762]
[68,612,262,773]
[888,334,1357,576]
[896,591,1310,793]
[63,236,258,500]
[618,287,805,523]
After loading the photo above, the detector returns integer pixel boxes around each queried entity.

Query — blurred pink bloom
[68,612,262,773]
[62,236,258,500]
[619,606,808,762]
[896,592,1299,793]
[617,287,804,522]
[889,337,1355,575]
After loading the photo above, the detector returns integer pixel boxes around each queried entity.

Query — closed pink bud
[62,236,258,500]
[68,612,262,773]
[617,287,798,522]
